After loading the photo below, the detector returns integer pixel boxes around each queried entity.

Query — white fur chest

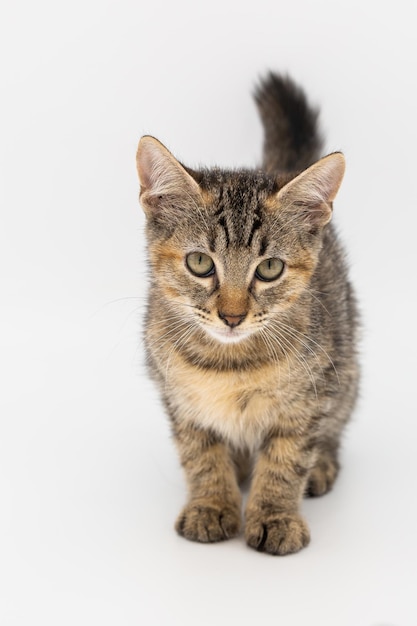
[166,355,292,451]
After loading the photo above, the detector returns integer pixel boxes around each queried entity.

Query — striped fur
[136,73,359,555]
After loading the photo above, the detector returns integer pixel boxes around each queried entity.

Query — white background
[1,1,416,624]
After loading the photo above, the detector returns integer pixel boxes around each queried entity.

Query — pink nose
[218,312,246,328]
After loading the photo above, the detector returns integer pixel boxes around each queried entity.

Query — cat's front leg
[245,434,315,555]
[173,421,242,543]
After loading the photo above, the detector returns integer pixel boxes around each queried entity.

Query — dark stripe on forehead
[259,235,268,257]
[208,233,216,253]
[218,214,230,246]
[209,176,272,250]
[213,192,231,247]
[247,207,263,247]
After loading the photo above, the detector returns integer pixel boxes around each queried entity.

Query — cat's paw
[306,452,339,497]
[245,512,310,555]
[175,501,241,543]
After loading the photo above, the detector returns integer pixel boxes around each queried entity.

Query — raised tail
[255,72,323,173]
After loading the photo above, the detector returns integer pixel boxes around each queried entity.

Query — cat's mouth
[204,326,253,345]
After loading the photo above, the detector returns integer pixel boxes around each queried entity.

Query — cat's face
[147,189,320,345]
[137,137,345,345]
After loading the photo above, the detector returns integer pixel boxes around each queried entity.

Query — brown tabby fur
[136,73,359,555]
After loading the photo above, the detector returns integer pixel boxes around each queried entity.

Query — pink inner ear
[137,155,152,190]
[136,138,166,192]
[275,153,344,231]
[137,136,202,201]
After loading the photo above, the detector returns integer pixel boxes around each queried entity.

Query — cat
[135,73,359,555]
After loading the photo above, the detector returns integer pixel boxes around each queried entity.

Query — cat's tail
[255,72,323,173]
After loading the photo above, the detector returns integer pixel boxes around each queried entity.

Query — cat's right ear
[136,136,202,218]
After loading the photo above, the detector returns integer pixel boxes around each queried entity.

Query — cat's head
[136,136,344,345]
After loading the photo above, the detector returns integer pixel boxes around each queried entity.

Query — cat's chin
[204,327,253,345]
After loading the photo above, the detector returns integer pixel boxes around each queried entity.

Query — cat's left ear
[275,152,345,231]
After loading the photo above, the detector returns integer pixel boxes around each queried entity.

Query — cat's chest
[167,355,293,449]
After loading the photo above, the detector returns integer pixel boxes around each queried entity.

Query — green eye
[255,258,284,282]
[186,252,215,277]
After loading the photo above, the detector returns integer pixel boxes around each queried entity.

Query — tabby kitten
[136,74,359,555]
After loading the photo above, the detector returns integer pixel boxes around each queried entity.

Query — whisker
[258,328,283,387]
[90,296,145,319]
[304,287,332,318]
[277,320,339,384]
[146,320,194,351]
[265,323,318,400]
[164,323,200,386]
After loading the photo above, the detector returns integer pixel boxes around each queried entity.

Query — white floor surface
[1,1,416,624]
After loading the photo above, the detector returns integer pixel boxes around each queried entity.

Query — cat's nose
[218,311,247,328]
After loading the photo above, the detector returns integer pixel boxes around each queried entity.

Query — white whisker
[277,320,339,384]
[304,287,332,318]
[164,323,199,386]
[264,322,318,400]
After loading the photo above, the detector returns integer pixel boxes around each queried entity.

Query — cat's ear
[136,136,202,217]
[275,152,345,231]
